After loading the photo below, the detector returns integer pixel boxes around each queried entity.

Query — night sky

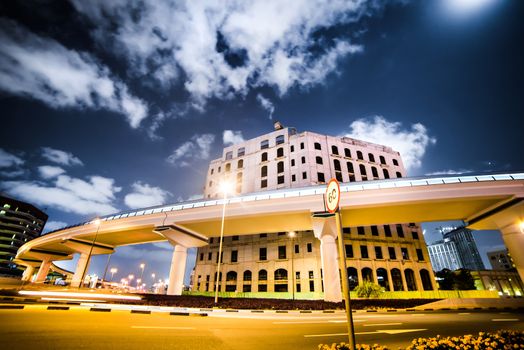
[1,1,522,283]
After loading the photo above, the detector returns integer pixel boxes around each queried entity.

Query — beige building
[193,124,436,297]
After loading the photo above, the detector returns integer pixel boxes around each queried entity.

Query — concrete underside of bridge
[15,176,524,301]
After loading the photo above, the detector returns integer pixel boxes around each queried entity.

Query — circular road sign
[325,178,341,213]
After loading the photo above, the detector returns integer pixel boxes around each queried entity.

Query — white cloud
[425,169,473,176]
[115,244,173,263]
[344,116,436,170]
[256,94,275,120]
[166,134,215,167]
[38,165,66,179]
[44,220,68,233]
[1,174,121,216]
[0,169,26,178]
[0,19,148,128]
[41,147,83,166]
[223,130,245,146]
[70,0,374,110]
[0,148,24,168]
[124,182,170,209]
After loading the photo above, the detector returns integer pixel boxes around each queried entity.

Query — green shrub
[354,281,383,298]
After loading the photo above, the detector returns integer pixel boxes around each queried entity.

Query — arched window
[333,159,341,171]
[405,269,417,291]
[344,148,351,158]
[258,269,267,281]
[368,153,375,163]
[277,161,284,173]
[347,162,354,173]
[391,268,403,291]
[359,164,367,178]
[379,155,386,165]
[261,166,267,177]
[277,147,284,157]
[225,163,231,172]
[383,169,390,179]
[274,269,288,292]
[357,151,363,160]
[377,268,390,291]
[371,166,379,178]
[393,159,399,166]
[420,269,433,291]
[362,267,373,282]
[347,267,359,291]
[237,159,243,168]
[274,269,288,281]
[331,145,339,155]
[316,156,323,165]
[261,152,268,162]
[396,171,402,178]
[243,270,252,281]
[226,271,237,281]
[314,142,321,150]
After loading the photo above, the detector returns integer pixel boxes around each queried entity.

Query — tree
[354,281,383,298]
[453,269,476,290]
[435,269,454,290]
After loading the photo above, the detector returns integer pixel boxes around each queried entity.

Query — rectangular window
[259,247,267,261]
[260,233,267,238]
[276,135,285,145]
[258,284,267,292]
[309,280,315,292]
[294,244,299,254]
[307,243,312,252]
[357,226,365,235]
[371,225,379,236]
[412,231,419,240]
[416,248,424,261]
[237,147,245,157]
[278,245,287,259]
[199,253,204,261]
[343,227,351,234]
[296,283,301,292]
[277,175,285,184]
[396,224,404,238]
[225,151,233,160]
[231,250,238,263]
[260,139,269,149]
[290,145,295,152]
[360,245,369,259]
[317,172,325,183]
[291,159,295,166]
[345,244,353,258]
[216,251,223,263]
[232,235,239,241]
[302,171,307,179]
[401,247,409,260]
[301,156,306,164]
[300,142,304,150]
[384,225,392,237]
[292,174,296,182]
[210,237,214,244]
[261,179,267,188]
[388,247,396,260]
[375,246,383,259]
[208,252,212,260]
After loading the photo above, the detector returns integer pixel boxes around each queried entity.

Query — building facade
[488,249,516,271]
[192,125,436,297]
[443,227,485,271]
[0,195,48,276]
[427,238,462,272]
[472,270,523,297]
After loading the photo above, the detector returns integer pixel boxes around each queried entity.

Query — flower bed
[318,330,524,350]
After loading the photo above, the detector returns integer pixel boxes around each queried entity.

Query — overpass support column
[311,215,342,302]
[34,258,51,283]
[71,253,90,288]
[500,223,524,285]
[167,245,187,295]
[22,265,35,282]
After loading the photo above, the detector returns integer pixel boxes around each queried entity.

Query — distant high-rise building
[488,249,515,271]
[443,227,485,270]
[427,238,462,271]
[0,195,48,276]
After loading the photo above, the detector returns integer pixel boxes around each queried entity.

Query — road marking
[273,320,365,324]
[131,326,196,330]
[492,319,519,322]
[329,320,366,323]
[377,329,427,335]
[458,313,470,315]
[304,329,427,338]
[410,314,426,317]
[363,323,402,327]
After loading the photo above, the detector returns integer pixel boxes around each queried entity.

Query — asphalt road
[0,306,523,349]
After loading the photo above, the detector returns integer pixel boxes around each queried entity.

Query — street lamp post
[109,267,117,282]
[128,274,134,290]
[288,231,296,301]
[214,180,233,304]
[139,263,145,283]
[80,218,101,288]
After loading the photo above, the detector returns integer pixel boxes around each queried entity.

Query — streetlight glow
[219,179,234,196]
[519,221,524,234]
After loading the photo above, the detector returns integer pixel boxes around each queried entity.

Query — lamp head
[288,231,296,238]
[219,179,234,195]
[93,218,101,226]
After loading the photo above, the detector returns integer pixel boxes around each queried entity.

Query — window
[301,156,306,164]
[208,181,213,187]
[225,163,231,172]
[396,224,404,238]
[309,271,315,292]
[261,165,267,177]
[335,171,343,182]
[384,225,392,237]
[277,161,284,173]
[347,162,354,173]
[291,159,295,166]
[261,152,268,162]
[401,247,409,260]
[360,245,369,259]
[359,164,367,179]
[259,269,267,280]
[345,244,353,258]
[218,166,221,173]
[314,142,321,150]
[225,151,233,160]
[344,148,351,157]
[412,231,419,240]
[371,166,378,178]
[368,153,375,163]
[243,270,252,281]
[291,174,296,182]
[294,244,299,254]
[216,252,223,263]
[237,159,243,168]
[307,243,312,252]
[357,226,365,235]
[388,247,396,260]
[416,249,424,261]
[383,169,390,179]
[277,175,285,184]
[231,250,238,263]
[396,171,402,178]
[278,246,287,259]
[260,233,267,238]
[375,246,383,259]
[210,168,214,175]
[316,156,323,165]
[210,238,214,244]
[290,145,295,152]
[260,139,269,149]
[300,142,304,150]
[331,145,339,155]
[334,159,341,171]
[276,135,285,145]
[199,253,204,261]
[259,247,267,261]
[258,284,267,292]
[302,171,307,179]
[232,235,239,241]
[357,151,363,160]
[393,159,399,166]
[237,147,245,157]
[379,155,386,164]
[261,179,267,188]
[277,147,284,157]
[317,172,325,183]
[208,252,212,260]
[371,225,379,236]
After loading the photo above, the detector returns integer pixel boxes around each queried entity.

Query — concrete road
[0,306,523,349]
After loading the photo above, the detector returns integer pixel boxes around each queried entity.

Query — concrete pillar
[386,269,393,291]
[415,270,424,291]
[500,223,524,288]
[311,215,342,302]
[401,268,408,291]
[34,258,51,283]
[71,253,90,288]
[167,245,187,295]
[21,266,35,282]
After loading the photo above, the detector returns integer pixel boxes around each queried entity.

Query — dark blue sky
[0,0,522,282]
